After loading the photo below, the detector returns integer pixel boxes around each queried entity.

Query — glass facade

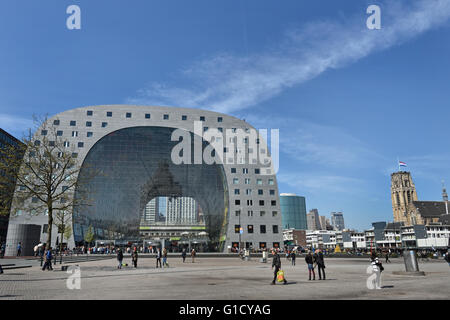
[73,126,229,250]
[280,194,307,230]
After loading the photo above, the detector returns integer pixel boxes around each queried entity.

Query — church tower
[391,171,419,225]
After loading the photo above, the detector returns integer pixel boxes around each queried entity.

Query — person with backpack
[271,248,287,285]
[156,247,162,268]
[117,248,123,269]
[305,250,316,280]
[42,248,53,271]
[370,252,383,289]
[131,247,138,268]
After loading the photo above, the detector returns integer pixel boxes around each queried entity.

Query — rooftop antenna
[442,180,448,214]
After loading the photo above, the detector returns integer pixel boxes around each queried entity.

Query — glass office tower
[280,193,307,230]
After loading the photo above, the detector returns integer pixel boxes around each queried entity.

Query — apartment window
[259,200,265,206]
[243,168,249,174]
[102,122,108,127]
[87,110,93,116]
[235,200,241,205]
[72,153,78,158]
[107,112,112,117]
[41,130,47,136]
[126,112,132,118]
[245,178,250,184]
[57,131,63,136]
[271,200,277,206]
[231,168,236,173]
[145,113,151,119]
[234,189,240,195]
[246,189,252,195]
[182,115,187,120]
[203,126,209,132]
[247,225,254,233]
[78,142,84,148]
[163,114,169,120]
[53,120,60,125]
[255,168,260,174]
[70,121,76,126]
[64,141,70,147]
[235,225,241,233]
[85,121,92,127]
[87,132,93,137]
[43,224,49,234]
[200,116,205,121]
[217,117,223,122]
[269,190,275,195]
[49,141,55,147]
[248,210,253,217]
[32,197,38,203]
[260,225,266,234]
[272,211,278,217]
[259,242,266,249]
[235,210,241,217]
[218,127,223,132]
[273,242,280,248]
[72,131,78,137]
[268,179,274,185]
[260,211,266,217]
[273,225,279,234]
[257,179,263,185]
[247,199,253,206]
[233,178,239,184]
[258,189,263,195]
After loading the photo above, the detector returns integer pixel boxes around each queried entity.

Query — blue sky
[1,0,450,231]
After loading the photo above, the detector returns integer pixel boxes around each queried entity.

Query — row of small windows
[232,188,276,196]
[234,224,279,234]
[232,196,277,206]
[231,168,263,174]
[235,210,278,217]
[232,177,274,185]
[53,113,225,124]
[42,130,94,138]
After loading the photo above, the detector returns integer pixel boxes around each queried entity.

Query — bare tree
[0,116,96,248]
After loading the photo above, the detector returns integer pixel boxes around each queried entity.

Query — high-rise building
[166,196,198,225]
[280,193,307,230]
[331,212,345,231]
[141,198,159,224]
[318,216,328,231]
[307,209,322,230]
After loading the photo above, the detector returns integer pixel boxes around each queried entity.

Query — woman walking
[117,248,123,269]
[131,247,138,268]
[162,247,168,268]
[305,250,315,280]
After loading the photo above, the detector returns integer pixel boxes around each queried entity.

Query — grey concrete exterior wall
[7,105,282,251]
[5,224,41,256]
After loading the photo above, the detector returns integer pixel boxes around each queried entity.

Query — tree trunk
[47,207,53,249]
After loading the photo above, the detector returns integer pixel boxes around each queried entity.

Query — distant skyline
[1,0,450,231]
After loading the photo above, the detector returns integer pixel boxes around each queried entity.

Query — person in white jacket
[370,253,383,289]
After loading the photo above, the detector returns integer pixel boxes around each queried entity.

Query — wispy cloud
[126,0,450,113]
[0,113,33,138]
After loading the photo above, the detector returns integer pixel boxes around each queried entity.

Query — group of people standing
[116,247,197,269]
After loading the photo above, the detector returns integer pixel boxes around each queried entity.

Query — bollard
[403,249,420,272]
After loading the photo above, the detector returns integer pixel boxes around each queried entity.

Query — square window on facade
[268,179,274,185]
[260,211,266,217]
[72,153,78,158]
[233,178,239,184]
[217,117,223,122]
[107,112,112,117]
[248,210,253,217]
[259,200,265,206]
[272,211,278,217]
[247,200,253,206]
[41,130,47,136]
[257,179,262,185]
[231,169,236,174]
[126,112,132,118]
[70,121,76,126]
[273,225,279,233]
[235,225,241,233]
[247,225,254,233]
[87,110,93,116]
[34,140,41,146]
[255,168,260,174]
[271,200,276,206]
[273,242,280,248]
[72,131,78,137]
[200,116,205,121]
[182,115,187,120]
[234,189,240,195]
[258,189,263,195]
[269,190,275,195]
[246,189,252,195]
[218,127,223,132]
[243,168,248,174]
[102,122,108,127]
[163,114,169,120]
[64,141,70,147]
[235,210,240,217]
[235,200,240,205]
[78,142,84,148]
[260,225,266,233]
[86,121,92,127]
[53,120,60,125]
[145,114,151,119]
[49,141,55,147]
[245,178,250,184]
[87,132,93,137]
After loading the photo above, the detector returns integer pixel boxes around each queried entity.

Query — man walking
[305,250,315,280]
[16,242,22,257]
[117,248,123,269]
[290,250,296,266]
[271,248,287,285]
[385,250,391,263]
[131,247,138,268]
[316,249,326,280]
[0,242,5,258]
[191,248,196,263]
[370,252,383,289]
[181,248,186,263]
[42,247,53,271]
[156,247,162,268]
[444,250,450,267]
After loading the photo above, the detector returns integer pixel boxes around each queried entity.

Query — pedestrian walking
[444,251,450,267]
[117,248,123,269]
[290,250,296,266]
[305,250,315,280]
[156,248,162,268]
[191,248,196,263]
[181,248,186,263]
[131,247,138,268]
[16,242,22,257]
[0,242,5,258]
[162,247,168,268]
[370,252,383,289]
[315,249,326,280]
[385,250,391,263]
[42,247,53,271]
[271,249,287,285]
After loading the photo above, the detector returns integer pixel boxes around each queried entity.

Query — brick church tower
[390,171,420,225]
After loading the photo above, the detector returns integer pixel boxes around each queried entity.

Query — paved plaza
[0,256,449,300]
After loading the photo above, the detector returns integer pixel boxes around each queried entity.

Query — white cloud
[0,113,33,139]
[126,0,450,113]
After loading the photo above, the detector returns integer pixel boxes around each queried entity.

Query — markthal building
[6,106,282,253]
